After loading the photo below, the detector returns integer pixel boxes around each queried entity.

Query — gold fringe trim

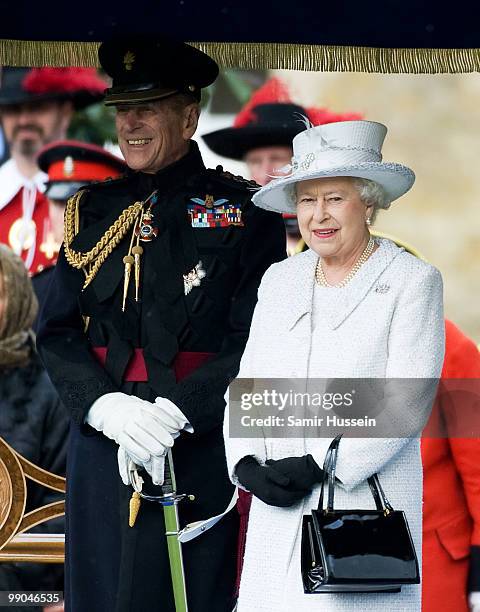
[0,39,100,67]
[1,38,480,73]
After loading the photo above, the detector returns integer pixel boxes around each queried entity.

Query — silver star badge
[183,261,206,295]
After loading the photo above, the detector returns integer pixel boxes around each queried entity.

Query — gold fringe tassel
[1,38,480,74]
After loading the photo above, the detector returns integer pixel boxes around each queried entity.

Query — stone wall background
[274,70,480,343]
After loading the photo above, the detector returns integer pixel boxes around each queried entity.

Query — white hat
[251,120,415,214]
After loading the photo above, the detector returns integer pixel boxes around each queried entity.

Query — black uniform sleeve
[167,204,286,435]
[36,247,118,425]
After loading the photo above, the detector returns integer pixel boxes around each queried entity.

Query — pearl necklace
[315,236,376,288]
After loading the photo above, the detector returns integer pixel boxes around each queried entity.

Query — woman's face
[296,176,373,259]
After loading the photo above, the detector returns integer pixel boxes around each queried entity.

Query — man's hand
[117,446,166,486]
[265,455,323,490]
[86,392,174,462]
[469,592,480,612]
[235,456,311,507]
[153,397,193,433]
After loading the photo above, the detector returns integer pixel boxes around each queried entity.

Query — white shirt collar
[0,158,48,211]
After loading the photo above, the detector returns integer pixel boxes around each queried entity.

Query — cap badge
[63,156,74,177]
[123,51,135,71]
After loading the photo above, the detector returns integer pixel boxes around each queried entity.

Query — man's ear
[182,103,200,140]
[59,101,74,134]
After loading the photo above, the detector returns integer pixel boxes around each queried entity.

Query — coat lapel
[283,249,317,331]
[327,238,404,329]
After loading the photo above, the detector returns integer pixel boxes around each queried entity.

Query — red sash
[92,347,213,382]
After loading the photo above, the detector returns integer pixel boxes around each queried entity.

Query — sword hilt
[160,449,174,495]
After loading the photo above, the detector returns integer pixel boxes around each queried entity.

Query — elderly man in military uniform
[37,35,285,612]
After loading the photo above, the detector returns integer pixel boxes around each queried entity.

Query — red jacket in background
[421,319,480,611]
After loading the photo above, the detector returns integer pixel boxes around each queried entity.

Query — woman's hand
[265,455,323,489]
[235,456,311,507]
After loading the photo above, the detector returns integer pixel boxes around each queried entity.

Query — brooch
[375,283,390,294]
[183,261,206,295]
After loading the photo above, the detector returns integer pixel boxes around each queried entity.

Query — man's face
[0,100,73,158]
[244,146,293,186]
[47,198,67,245]
[115,98,198,173]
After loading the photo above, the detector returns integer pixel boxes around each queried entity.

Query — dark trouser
[65,424,238,612]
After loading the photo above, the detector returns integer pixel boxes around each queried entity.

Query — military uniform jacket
[37,142,286,612]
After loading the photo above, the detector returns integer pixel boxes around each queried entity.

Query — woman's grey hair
[352,178,387,224]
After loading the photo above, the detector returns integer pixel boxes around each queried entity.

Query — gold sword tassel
[132,244,144,301]
[129,491,141,527]
[122,255,134,312]
[121,213,142,312]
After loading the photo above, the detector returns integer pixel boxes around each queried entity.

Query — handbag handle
[317,436,394,514]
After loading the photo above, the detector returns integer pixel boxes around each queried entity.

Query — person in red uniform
[32,140,126,320]
[0,67,106,275]
[422,319,480,612]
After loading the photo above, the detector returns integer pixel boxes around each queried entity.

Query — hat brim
[202,125,301,160]
[104,85,179,106]
[251,162,415,214]
[45,181,90,201]
[0,90,104,110]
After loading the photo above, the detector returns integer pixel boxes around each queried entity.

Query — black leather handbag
[301,435,420,594]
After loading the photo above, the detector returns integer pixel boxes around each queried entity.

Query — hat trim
[45,181,88,201]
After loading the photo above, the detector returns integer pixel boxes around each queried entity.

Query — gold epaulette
[63,190,144,289]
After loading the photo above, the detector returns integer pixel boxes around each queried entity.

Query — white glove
[117,446,167,486]
[469,592,480,612]
[86,392,174,462]
[154,396,194,434]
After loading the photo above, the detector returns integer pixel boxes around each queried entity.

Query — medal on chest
[188,194,244,228]
[135,209,158,242]
[135,193,159,242]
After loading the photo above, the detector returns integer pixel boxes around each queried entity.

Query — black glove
[265,455,323,490]
[235,456,311,507]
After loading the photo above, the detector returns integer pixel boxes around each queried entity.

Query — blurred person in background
[0,67,106,275]
[0,243,69,611]
[32,140,126,321]
[203,77,361,255]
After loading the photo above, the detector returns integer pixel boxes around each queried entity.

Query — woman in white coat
[223,120,445,611]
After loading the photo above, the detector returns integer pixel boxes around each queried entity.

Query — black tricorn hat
[99,35,219,106]
[38,140,126,201]
[0,67,107,110]
[202,103,308,160]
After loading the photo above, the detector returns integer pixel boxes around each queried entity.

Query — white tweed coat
[224,238,445,612]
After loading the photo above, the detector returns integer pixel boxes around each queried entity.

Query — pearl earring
[366,217,371,226]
